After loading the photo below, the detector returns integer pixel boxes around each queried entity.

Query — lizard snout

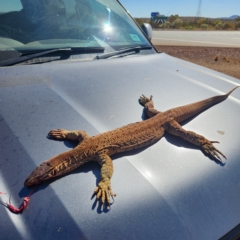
[24,162,54,186]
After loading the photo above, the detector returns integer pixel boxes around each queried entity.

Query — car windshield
[0,0,153,63]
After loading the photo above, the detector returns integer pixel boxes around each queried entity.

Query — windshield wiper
[96,46,153,59]
[0,47,105,67]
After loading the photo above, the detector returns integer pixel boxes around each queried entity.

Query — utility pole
[196,0,202,18]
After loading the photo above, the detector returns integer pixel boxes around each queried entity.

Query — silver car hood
[0,53,240,239]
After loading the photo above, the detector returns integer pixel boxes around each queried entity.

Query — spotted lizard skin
[24,86,238,206]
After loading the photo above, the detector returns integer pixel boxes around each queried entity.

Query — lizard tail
[225,86,239,96]
[173,86,239,122]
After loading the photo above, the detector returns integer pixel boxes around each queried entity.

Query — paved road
[152,31,240,47]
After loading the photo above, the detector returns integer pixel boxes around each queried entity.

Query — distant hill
[220,15,239,19]
[229,15,239,19]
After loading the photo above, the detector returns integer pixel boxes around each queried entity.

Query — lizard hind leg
[48,129,89,142]
[139,94,161,118]
[165,120,226,162]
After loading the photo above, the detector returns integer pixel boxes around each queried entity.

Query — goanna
[24,86,239,206]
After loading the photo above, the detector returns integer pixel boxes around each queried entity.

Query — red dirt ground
[155,46,240,80]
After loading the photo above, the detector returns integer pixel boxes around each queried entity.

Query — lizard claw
[48,129,68,139]
[139,94,153,106]
[94,180,116,210]
[201,140,227,162]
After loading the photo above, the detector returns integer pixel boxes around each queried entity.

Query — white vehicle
[0,1,239,239]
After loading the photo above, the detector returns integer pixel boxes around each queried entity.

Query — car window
[0,0,22,12]
[0,0,152,62]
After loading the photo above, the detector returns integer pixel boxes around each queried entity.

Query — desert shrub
[134,18,144,26]
[222,22,235,30]
[216,23,223,29]
[213,20,222,26]
[171,18,183,28]
[185,26,195,30]
[201,24,208,29]
[168,14,179,23]
[159,21,170,29]
[235,21,240,29]
[230,22,235,29]
[197,18,207,26]
[149,20,161,29]
[181,21,189,27]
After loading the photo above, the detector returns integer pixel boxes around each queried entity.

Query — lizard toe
[93,180,115,209]
[139,94,153,106]
[48,129,67,139]
[202,140,226,162]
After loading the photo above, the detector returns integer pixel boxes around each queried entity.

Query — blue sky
[1,0,239,19]
[120,0,240,18]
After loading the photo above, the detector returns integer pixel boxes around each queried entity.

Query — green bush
[216,23,223,29]
[213,20,222,26]
[197,18,207,26]
[201,24,208,29]
[171,18,183,28]
[159,21,170,29]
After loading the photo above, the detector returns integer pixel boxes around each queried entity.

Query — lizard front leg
[94,153,116,208]
[48,129,89,142]
[139,94,161,118]
[165,120,226,162]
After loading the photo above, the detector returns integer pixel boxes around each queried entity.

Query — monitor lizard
[24,86,239,206]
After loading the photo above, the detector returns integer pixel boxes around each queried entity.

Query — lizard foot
[94,179,116,209]
[139,94,153,106]
[201,140,227,162]
[48,129,69,139]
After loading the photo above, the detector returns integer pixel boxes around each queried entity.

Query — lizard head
[24,161,55,186]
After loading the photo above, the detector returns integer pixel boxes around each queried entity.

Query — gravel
[155,46,240,80]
